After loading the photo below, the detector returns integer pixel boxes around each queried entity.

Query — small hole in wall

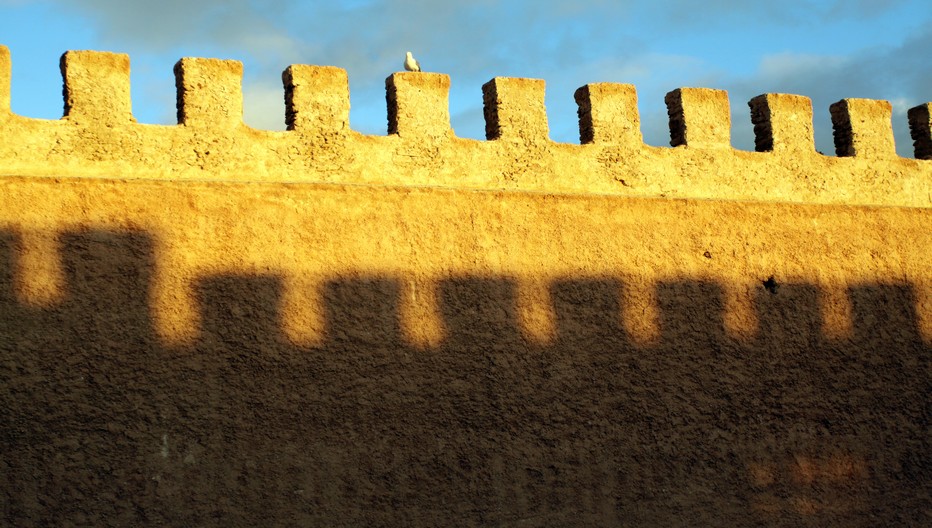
[762,276,778,294]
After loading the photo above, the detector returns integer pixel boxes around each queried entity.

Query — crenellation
[0,46,928,208]
[385,72,451,138]
[60,50,134,127]
[907,103,931,160]
[748,93,815,154]
[174,57,244,128]
[574,83,642,146]
[829,98,896,158]
[1,45,930,528]
[665,88,731,149]
[482,77,548,142]
[283,65,350,134]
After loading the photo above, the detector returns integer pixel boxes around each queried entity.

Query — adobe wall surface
[1,47,930,526]
[1,49,930,206]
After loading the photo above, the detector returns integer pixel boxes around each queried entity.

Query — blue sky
[1,0,929,155]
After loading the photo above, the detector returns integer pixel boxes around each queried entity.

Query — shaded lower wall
[1,227,928,527]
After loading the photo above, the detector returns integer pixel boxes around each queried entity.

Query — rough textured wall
[0,46,930,527]
[1,48,930,206]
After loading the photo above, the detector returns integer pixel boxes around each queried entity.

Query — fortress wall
[2,176,931,350]
[1,46,930,526]
[0,47,930,206]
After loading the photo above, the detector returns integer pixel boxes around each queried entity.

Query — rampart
[1,47,930,526]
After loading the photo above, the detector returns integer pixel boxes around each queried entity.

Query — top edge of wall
[1,46,930,208]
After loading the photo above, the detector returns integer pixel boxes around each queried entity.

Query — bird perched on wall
[404,51,421,72]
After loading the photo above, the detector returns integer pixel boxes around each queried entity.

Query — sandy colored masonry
[0,46,929,345]
[0,48,929,206]
[2,176,931,349]
[0,46,930,526]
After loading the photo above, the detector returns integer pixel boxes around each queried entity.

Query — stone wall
[1,46,930,526]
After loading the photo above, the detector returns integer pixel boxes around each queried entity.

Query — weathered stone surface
[830,98,896,158]
[386,71,451,138]
[0,45,929,527]
[575,82,642,145]
[60,50,134,126]
[283,64,349,134]
[483,76,548,142]
[665,87,731,149]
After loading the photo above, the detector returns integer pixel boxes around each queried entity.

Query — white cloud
[756,53,847,79]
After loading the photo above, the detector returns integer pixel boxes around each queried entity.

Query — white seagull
[404,51,421,72]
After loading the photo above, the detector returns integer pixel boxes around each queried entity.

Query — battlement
[1,46,930,524]
[0,46,929,207]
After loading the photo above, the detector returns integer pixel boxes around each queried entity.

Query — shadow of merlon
[0,227,928,526]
